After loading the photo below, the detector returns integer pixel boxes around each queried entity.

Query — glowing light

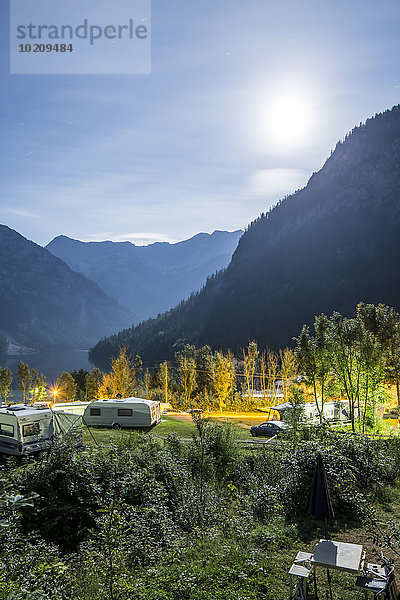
[264,90,313,148]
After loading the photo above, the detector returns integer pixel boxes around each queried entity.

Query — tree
[284,385,306,441]
[160,362,170,404]
[177,355,197,408]
[134,355,143,376]
[265,350,278,405]
[259,352,267,402]
[150,364,162,390]
[17,361,32,405]
[279,348,298,402]
[0,367,12,403]
[242,341,259,401]
[71,369,89,402]
[175,344,212,397]
[29,369,47,404]
[194,345,212,396]
[295,315,332,423]
[327,312,383,432]
[86,368,104,400]
[98,347,137,399]
[143,369,151,399]
[209,351,236,414]
[55,372,77,402]
[358,303,400,411]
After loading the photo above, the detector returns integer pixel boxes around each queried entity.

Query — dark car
[250,421,288,437]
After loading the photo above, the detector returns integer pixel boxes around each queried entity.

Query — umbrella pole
[324,517,334,600]
[313,569,319,600]
[327,568,333,600]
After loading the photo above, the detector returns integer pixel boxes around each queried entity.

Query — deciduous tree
[86,368,104,401]
[209,351,236,414]
[178,355,197,407]
[17,361,32,405]
[55,372,77,402]
[243,341,259,401]
[98,347,137,399]
[0,367,12,403]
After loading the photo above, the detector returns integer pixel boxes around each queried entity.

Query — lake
[1,349,96,382]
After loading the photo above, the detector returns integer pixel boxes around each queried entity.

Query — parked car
[185,409,204,415]
[250,421,288,437]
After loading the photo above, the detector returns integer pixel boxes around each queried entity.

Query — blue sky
[1,0,400,246]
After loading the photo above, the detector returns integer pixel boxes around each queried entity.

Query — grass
[82,413,259,445]
[155,414,199,438]
[82,412,398,448]
[130,489,400,600]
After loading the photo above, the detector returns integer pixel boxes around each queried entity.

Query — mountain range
[46,230,242,322]
[0,225,134,350]
[89,105,400,365]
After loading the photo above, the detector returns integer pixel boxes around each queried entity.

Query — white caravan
[51,401,90,416]
[0,405,82,456]
[270,400,352,423]
[83,397,161,430]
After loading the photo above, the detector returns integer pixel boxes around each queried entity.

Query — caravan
[83,397,161,430]
[0,405,82,456]
[270,400,352,423]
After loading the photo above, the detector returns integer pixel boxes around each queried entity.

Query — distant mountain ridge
[46,230,242,322]
[89,104,400,364]
[0,225,133,350]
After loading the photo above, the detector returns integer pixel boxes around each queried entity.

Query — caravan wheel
[112,423,121,430]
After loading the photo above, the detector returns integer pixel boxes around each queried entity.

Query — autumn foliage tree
[208,351,236,414]
[55,372,77,402]
[242,341,259,400]
[98,347,137,399]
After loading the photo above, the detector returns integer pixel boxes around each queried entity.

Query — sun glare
[265,91,312,148]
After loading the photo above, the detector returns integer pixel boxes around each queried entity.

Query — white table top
[311,540,363,573]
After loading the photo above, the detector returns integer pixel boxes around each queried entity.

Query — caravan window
[0,423,14,437]
[23,422,40,437]
[117,409,132,417]
[90,408,101,416]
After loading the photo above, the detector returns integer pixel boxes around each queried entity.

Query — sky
[1,0,400,247]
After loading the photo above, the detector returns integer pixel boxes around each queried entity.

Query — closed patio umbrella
[306,452,335,524]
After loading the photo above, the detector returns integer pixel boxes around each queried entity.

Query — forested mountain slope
[0,225,133,349]
[90,105,400,364]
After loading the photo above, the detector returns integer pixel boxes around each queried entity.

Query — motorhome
[83,397,161,430]
[0,405,82,456]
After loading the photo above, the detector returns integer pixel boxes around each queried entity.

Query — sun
[265,91,312,148]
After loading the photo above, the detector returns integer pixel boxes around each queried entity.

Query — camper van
[83,397,161,430]
[0,405,82,456]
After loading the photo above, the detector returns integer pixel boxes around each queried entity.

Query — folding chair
[289,552,313,600]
